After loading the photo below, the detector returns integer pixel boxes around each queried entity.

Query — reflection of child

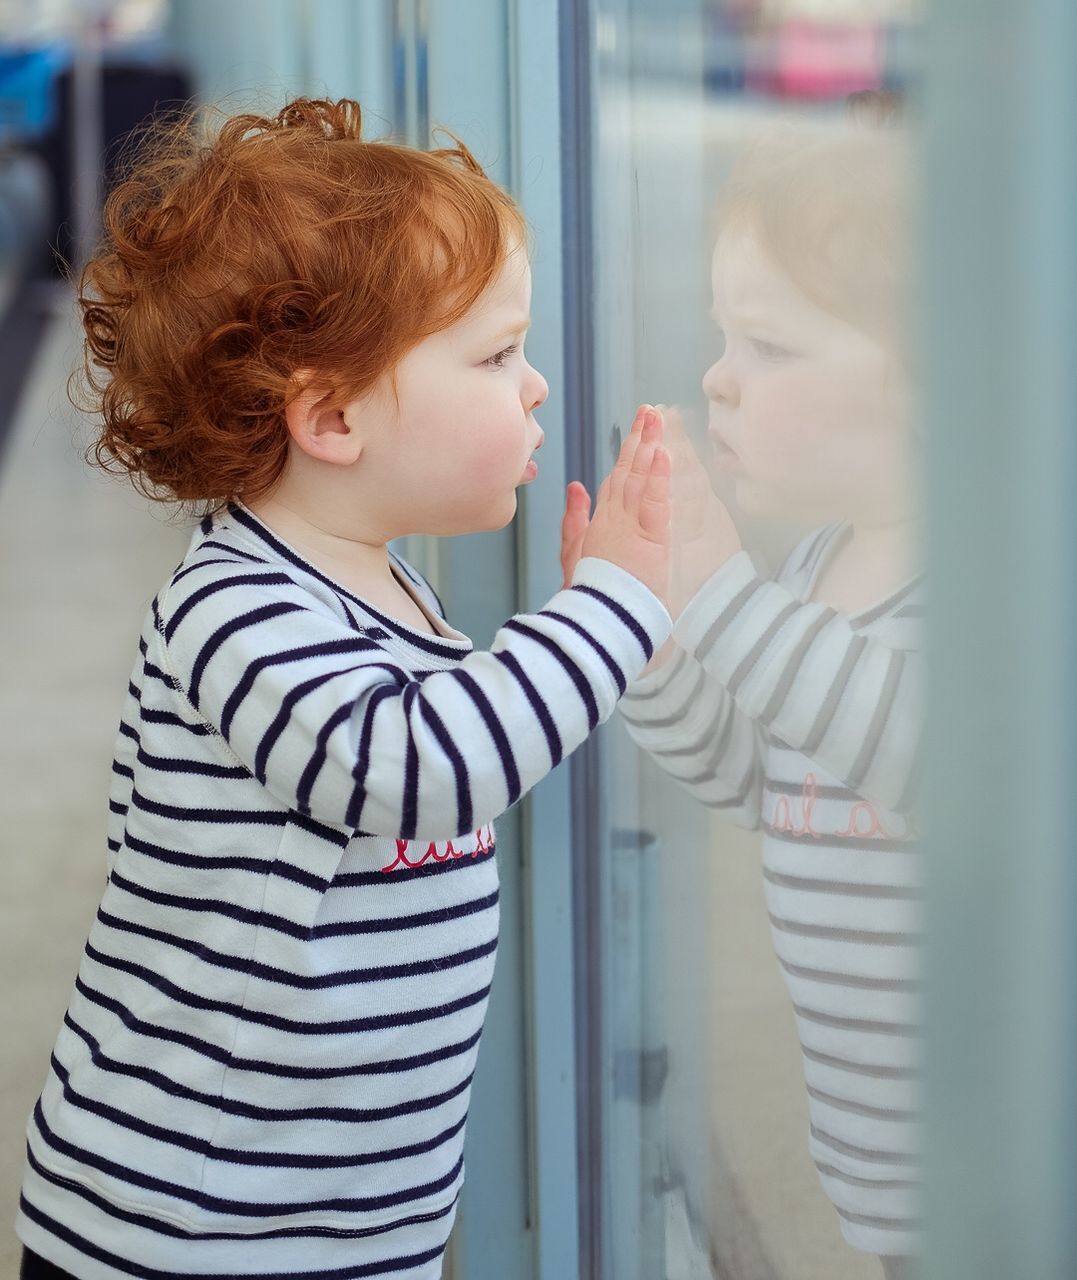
[565,106,921,1276]
[15,97,673,1280]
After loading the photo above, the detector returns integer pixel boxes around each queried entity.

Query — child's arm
[155,554,671,842]
[617,637,768,830]
[621,548,921,817]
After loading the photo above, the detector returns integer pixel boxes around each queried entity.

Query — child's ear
[283,367,362,465]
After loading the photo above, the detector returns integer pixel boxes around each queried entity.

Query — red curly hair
[72,96,528,519]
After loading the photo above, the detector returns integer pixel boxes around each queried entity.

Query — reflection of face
[347,244,549,536]
[701,231,911,526]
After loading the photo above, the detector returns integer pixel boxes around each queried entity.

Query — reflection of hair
[73,96,526,519]
[715,95,911,351]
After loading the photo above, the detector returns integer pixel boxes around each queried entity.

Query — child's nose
[701,357,738,406]
[526,365,549,413]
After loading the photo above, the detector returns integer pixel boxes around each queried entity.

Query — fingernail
[643,409,657,429]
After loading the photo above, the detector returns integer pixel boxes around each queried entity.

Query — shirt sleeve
[631,550,922,816]
[155,555,672,841]
[617,640,768,830]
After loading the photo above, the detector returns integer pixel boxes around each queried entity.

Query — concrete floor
[0,290,881,1280]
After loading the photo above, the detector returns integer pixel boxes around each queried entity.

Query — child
[15,97,673,1280]
[563,106,921,1279]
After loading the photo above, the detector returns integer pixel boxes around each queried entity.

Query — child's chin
[729,478,772,518]
[454,494,518,535]
[493,493,519,529]
[491,489,519,524]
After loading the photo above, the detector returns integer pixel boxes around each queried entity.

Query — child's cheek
[755,366,849,454]
[445,427,521,495]
[745,380,816,466]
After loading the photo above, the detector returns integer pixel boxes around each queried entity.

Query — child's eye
[485,344,519,369]
[749,337,793,362]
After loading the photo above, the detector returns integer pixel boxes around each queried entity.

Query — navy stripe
[131,746,250,780]
[763,868,922,900]
[570,582,654,659]
[31,1103,464,1214]
[138,708,216,735]
[48,1053,470,1167]
[162,572,299,644]
[172,557,258,585]
[387,550,447,620]
[400,684,421,838]
[63,1015,475,1125]
[296,697,359,817]
[23,1152,456,1246]
[502,619,599,730]
[221,639,390,738]
[128,787,289,830]
[84,943,493,1034]
[95,908,499,988]
[410,691,472,838]
[119,828,492,891]
[74,976,485,1078]
[793,1003,914,1036]
[257,663,407,789]
[620,662,706,730]
[542,608,627,695]
[454,670,521,806]
[494,649,562,767]
[346,685,403,831]
[121,829,329,891]
[141,658,177,687]
[198,538,270,564]
[128,791,349,849]
[794,523,839,577]
[227,504,466,661]
[108,868,499,939]
[189,602,310,708]
[693,578,761,665]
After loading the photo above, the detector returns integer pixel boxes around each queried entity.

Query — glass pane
[587,2,924,1276]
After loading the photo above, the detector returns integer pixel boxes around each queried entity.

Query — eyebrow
[486,317,532,345]
[711,302,772,327]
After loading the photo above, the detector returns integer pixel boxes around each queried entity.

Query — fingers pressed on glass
[623,415,660,506]
[637,446,671,539]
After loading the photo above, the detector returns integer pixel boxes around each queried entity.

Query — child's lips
[522,459,538,481]
[708,429,743,470]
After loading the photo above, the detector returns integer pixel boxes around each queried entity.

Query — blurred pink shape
[763,19,884,100]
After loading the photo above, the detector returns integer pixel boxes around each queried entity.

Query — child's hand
[660,403,742,614]
[561,404,739,616]
[561,404,671,607]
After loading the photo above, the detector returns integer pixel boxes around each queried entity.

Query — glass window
[581,3,924,1276]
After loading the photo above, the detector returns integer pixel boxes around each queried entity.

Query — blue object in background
[0,44,71,147]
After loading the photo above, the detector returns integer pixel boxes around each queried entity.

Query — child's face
[353,242,548,536]
[701,231,913,526]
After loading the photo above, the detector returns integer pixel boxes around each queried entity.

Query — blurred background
[2,2,1075,1279]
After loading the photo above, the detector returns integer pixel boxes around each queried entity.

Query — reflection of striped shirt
[17,501,671,1280]
[618,521,924,1258]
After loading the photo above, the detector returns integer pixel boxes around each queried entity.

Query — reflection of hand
[660,403,742,615]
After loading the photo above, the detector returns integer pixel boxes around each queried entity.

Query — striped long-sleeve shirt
[17,500,672,1280]
[617,521,924,1258]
